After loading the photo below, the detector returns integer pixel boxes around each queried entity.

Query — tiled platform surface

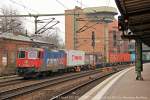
[79,63,150,100]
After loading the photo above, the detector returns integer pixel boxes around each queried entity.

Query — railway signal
[91,31,95,48]
[118,16,124,31]
[118,15,129,31]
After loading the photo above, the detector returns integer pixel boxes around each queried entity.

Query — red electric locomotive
[16,48,44,77]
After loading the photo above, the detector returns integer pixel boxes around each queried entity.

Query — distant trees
[0,6,25,34]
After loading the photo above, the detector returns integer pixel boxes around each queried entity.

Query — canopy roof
[115,0,150,46]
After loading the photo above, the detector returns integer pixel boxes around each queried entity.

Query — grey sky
[0,0,119,42]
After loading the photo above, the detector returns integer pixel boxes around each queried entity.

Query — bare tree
[0,6,25,34]
[31,27,65,49]
[44,27,65,49]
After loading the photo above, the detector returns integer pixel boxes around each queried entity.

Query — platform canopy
[115,0,150,46]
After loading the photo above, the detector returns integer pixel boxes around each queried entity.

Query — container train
[16,47,132,78]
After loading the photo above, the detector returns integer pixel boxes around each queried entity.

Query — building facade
[65,6,129,62]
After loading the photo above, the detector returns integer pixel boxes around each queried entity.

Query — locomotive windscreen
[18,51,25,58]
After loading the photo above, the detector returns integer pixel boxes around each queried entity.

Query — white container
[66,50,85,66]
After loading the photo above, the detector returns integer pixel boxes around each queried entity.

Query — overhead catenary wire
[73,0,114,51]
[73,0,105,33]
[8,0,64,35]
[55,0,69,10]
[9,0,39,14]
[0,13,88,17]
[0,1,112,35]
[39,21,60,34]
[36,18,55,34]
[74,0,90,8]
[73,0,113,33]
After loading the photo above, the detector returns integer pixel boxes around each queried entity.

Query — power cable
[73,0,102,33]
[55,0,69,10]
[9,0,30,14]
[74,0,113,31]
[36,18,55,34]
[9,0,39,14]
[39,21,60,34]
[74,0,87,8]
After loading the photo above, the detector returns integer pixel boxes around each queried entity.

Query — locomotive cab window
[18,51,25,58]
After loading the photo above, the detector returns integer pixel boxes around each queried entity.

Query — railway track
[0,65,130,100]
[0,69,104,100]
[0,75,18,79]
[50,71,117,100]
[0,76,23,87]
[0,79,25,88]
[50,66,128,100]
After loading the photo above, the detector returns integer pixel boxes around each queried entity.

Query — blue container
[43,49,65,67]
[130,53,135,62]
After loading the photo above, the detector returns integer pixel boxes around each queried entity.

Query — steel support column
[135,39,143,80]
[73,10,77,50]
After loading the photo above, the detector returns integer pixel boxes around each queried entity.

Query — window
[18,51,25,58]
[28,51,38,59]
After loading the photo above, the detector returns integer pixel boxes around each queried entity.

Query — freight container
[109,53,118,63]
[43,49,66,71]
[109,53,131,63]
[66,50,85,66]
[130,53,135,62]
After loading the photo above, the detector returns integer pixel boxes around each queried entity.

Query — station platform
[79,63,150,100]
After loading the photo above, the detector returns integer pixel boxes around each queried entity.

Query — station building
[65,6,129,62]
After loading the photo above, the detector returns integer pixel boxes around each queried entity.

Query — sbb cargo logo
[47,58,64,65]
[72,55,83,61]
